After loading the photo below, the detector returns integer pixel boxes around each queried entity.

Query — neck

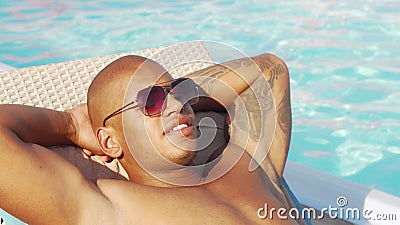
[120,155,205,187]
[146,167,205,187]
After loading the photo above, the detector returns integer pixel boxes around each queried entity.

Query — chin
[166,149,196,166]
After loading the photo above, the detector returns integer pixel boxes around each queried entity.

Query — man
[0,53,307,224]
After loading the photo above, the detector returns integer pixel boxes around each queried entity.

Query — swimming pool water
[1,0,399,196]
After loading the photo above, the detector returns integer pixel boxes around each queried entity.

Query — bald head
[87,55,149,130]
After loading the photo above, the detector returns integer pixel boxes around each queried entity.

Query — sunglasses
[103,78,199,126]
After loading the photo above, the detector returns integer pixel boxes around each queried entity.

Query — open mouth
[171,123,188,131]
[164,116,194,137]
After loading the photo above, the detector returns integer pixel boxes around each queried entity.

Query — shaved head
[87,55,149,130]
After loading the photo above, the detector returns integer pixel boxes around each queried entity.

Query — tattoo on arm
[255,54,292,142]
[259,63,285,89]
[276,84,291,138]
[255,54,287,89]
[194,66,228,96]
[191,57,255,95]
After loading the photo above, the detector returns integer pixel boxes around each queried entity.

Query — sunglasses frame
[102,78,198,126]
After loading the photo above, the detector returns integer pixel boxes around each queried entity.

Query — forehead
[126,60,174,95]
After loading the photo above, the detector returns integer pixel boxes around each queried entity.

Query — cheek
[143,117,164,143]
[123,109,164,149]
[123,112,150,148]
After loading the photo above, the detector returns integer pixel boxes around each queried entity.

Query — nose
[161,93,184,117]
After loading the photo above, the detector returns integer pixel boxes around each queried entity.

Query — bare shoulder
[96,163,303,225]
[96,179,255,225]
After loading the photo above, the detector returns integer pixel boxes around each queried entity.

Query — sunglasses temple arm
[102,100,138,126]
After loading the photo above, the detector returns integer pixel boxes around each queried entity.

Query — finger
[82,149,93,157]
[100,155,112,162]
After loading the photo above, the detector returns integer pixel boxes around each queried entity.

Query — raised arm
[0,104,113,225]
[250,54,291,177]
[185,53,292,177]
[184,55,262,109]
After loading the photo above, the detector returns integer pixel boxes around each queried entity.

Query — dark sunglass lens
[171,78,199,105]
[137,86,166,115]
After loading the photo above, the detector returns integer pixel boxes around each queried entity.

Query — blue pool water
[1,0,399,196]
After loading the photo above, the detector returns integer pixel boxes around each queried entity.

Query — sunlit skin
[0,54,307,225]
[121,71,201,182]
[132,78,197,163]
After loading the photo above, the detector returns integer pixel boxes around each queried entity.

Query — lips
[171,124,188,131]
[164,115,193,136]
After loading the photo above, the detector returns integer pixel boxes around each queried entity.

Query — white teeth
[172,124,188,132]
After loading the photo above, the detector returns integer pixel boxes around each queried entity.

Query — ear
[96,127,123,158]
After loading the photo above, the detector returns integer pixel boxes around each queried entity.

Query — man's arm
[0,104,114,225]
[185,56,262,109]
[251,54,292,177]
[185,53,292,177]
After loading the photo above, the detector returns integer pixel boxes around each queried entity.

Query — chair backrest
[0,41,212,111]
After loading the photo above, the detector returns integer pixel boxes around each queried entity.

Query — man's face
[121,61,198,171]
